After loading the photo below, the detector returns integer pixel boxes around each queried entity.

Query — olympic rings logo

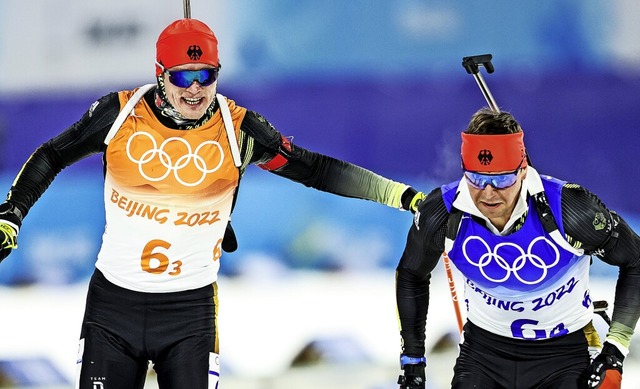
[461,235,560,285]
[126,132,224,187]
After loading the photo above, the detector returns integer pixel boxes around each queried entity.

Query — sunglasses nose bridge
[186,80,204,90]
[182,74,201,88]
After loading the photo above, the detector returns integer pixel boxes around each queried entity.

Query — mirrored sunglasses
[464,170,520,190]
[166,68,219,88]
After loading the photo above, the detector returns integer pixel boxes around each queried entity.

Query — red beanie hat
[155,19,219,76]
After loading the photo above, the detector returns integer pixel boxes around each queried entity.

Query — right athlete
[395,108,640,389]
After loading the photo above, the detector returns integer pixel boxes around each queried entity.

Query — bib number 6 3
[140,238,223,276]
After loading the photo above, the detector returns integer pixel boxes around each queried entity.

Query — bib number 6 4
[511,318,568,340]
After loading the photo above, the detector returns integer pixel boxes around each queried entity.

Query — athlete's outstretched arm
[239,110,424,211]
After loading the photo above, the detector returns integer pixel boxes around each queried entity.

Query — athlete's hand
[401,188,426,214]
[586,342,624,389]
[0,202,21,262]
[397,355,425,389]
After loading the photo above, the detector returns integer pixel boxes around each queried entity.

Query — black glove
[397,355,426,389]
[586,342,624,389]
[401,188,426,214]
[0,202,22,262]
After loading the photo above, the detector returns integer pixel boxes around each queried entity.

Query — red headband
[461,132,527,172]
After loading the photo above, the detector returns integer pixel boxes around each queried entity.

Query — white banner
[1,0,639,94]
[0,0,235,93]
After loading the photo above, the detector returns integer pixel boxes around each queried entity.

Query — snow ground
[0,269,638,389]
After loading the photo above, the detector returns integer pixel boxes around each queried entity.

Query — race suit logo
[462,235,561,285]
[126,131,224,187]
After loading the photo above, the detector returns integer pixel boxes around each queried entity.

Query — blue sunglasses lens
[167,68,219,88]
[464,171,519,190]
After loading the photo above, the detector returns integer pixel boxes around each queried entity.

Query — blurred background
[0,0,639,388]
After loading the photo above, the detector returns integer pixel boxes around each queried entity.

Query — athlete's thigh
[77,325,148,389]
[154,335,215,389]
[537,373,584,389]
[451,343,503,389]
[536,357,588,389]
[452,372,503,389]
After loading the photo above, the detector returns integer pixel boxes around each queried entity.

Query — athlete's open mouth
[183,97,203,106]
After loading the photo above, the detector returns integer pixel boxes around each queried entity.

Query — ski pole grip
[462,54,494,75]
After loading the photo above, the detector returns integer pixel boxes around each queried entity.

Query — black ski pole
[462,54,500,112]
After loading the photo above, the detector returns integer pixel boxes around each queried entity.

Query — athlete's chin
[479,203,505,216]
[179,107,207,121]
